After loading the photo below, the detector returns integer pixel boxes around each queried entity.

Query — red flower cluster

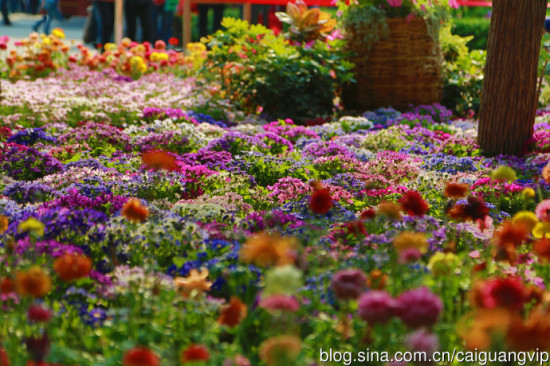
[309,181,333,215]
[399,191,429,217]
[123,346,160,366]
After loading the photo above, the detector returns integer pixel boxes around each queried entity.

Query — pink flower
[331,269,367,300]
[357,290,398,324]
[396,287,443,328]
[536,200,550,221]
[259,295,300,312]
[387,0,402,6]
[448,0,459,9]
[405,328,438,360]
[398,248,422,264]
[224,355,251,366]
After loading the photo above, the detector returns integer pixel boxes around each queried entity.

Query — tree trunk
[477,0,546,155]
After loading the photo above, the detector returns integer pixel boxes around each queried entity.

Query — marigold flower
[181,344,210,363]
[521,187,536,200]
[218,297,247,328]
[0,215,8,234]
[123,346,160,366]
[393,231,429,254]
[174,268,212,297]
[399,191,429,217]
[122,198,149,223]
[15,266,51,298]
[443,182,469,198]
[309,182,333,215]
[53,253,92,282]
[259,335,301,366]
[51,28,64,39]
[240,232,295,267]
[376,201,402,220]
[533,238,550,263]
[142,150,178,171]
[18,217,45,237]
[512,211,538,232]
[493,221,528,248]
[533,221,550,239]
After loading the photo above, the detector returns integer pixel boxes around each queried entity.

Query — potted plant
[338,0,459,111]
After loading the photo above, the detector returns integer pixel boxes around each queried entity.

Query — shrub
[451,17,490,50]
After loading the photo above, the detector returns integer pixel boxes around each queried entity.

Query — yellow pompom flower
[491,166,517,181]
[521,187,536,200]
[18,217,45,237]
[428,252,460,276]
[393,232,429,254]
[51,28,65,39]
[512,211,538,232]
[533,221,550,239]
[104,43,116,52]
[150,52,160,62]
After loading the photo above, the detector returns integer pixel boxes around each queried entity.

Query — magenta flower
[259,295,300,312]
[396,287,443,328]
[387,0,403,6]
[331,268,367,300]
[357,290,398,324]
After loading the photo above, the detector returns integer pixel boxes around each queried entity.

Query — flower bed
[3,65,550,365]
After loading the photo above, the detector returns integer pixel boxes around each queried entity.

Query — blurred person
[198,4,224,39]
[95,0,114,47]
[125,0,153,42]
[32,0,63,34]
[0,0,11,25]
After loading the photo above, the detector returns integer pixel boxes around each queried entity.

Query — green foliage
[451,17,490,50]
[200,18,354,122]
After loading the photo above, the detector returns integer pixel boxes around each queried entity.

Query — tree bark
[477,0,546,155]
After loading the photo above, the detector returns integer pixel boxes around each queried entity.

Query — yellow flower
[130,56,143,66]
[104,43,116,52]
[428,252,459,276]
[512,211,538,232]
[522,187,536,199]
[150,52,160,62]
[491,166,517,181]
[174,268,212,297]
[18,217,45,237]
[533,222,550,239]
[393,231,428,254]
[0,215,8,234]
[51,28,65,39]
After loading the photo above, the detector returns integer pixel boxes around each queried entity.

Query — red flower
[218,297,247,328]
[494,221,528,248]
[0,277,14,294]
[447,196,489,224]
[480,277,527,312]
[168,37,179,46]
[399,191,429,217]
[345,221,367,237]
[181,344,210,363]
[27,305,52,323]
[53,254,92,282]
[123,346,160,366]
[0,348,8,366]
[142,150,178,171]
[309,182,333,215]
[361,208,376,220]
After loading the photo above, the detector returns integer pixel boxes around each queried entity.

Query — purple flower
[357,290,398,324]
[396,287,443,328]
[331,269,367,301]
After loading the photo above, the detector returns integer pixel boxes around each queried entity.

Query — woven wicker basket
[343,17,443,111]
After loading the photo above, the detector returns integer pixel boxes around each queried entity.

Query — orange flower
[460,308,512,350]
[493,221,528,248]
[53,254,92,282]
[367,269,388,290]
[533,238,550,263]
[240,232,296,267]
[507,309,550,351]
[142,150,178,171]
[376,201,402,220]
[543,161,550,184]
[444,182,469,198]
[218,297,247,327]
[309,181,333,215]
[259,335,302,366]
[0,278,14,295]
[174,268,212,297]
[181,344,209,363]
[123,346,160,366]
[15,266,51,298]
[122,198,149,223]
[0,215,8,234]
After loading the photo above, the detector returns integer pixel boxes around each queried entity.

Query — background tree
[478,0,547,155]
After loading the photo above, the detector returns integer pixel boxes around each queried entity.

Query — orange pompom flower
[0,277,14,295]
[240,232,296,267]
[15,266,51,298]
[122,198,149,223]
[53,254,92,282]
[399,191,429,217]
[493,221,529,248]
[142,150,178,171]
[218,297,247,328]
[181,344,210,363]
[259,335,302,366]
[533,238,550,263]
[309,181,333,215]
[123,346,160,366]
[0,215,8,234]
[444,182,469,198]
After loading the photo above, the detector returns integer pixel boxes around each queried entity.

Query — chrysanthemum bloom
[15,266,51,298]
[122,198,149,223]
[18,217,45,237]
[218,297,247,327]
[0,215,8,234]
[240,232,296,267]
[427,252,459,277]
[491,166,517,181]
[357,290,397,324]
[53,254,92,282]
[259,294,300,313]
[366,269,388,290]
[309,181,333,215]
[0,277,14,295]
[542,161,550,184]
[396,287,443,328]
[478,277,527,312]
[521,187,536,200]
[331,268,367,301]
[507,309,550,351]
[142,150,178,171]
[443,182,469,199]
[181,344,210,363]
[174,268,212,297]
[536,200,550,222]
[399,191,429,217]
[28,305,52,323]
[376,201,402,220]
[123,346,160,366]
[361,208,376,220]
[512,211,538,232]
[493,221,528,248]
[533,238,550,263]
[533,221,550,239]
[447,196,489,227]
[259,335,301,366]
[393,232,429,255]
